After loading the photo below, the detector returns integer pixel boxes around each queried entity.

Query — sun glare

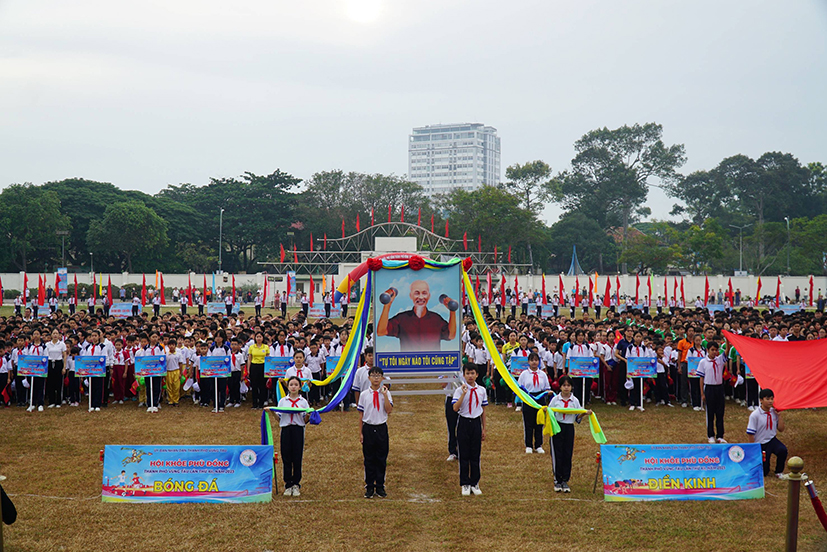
[344,0,382,24]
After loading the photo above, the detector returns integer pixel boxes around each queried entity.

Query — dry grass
[2,392,827,552]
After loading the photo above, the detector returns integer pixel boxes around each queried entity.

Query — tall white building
[408,123,501,196]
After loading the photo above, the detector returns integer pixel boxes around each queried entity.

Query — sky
[1,0,826,225]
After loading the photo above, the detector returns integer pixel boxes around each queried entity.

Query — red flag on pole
[38,275,45,306]
[487,273,493,303]
[24,273,28,302]
[501,275,507,307]
[810,275,814,306]
[310,232,314,252]
[401,205,405,223]
[309,274,315,307]
[559,274,565,305]
[417,208,421,226]
[603,276,611,307]
[141,274,146,306]
[431,214,434,233]
[55,272,59,296]
[187,274,193,306]
[704,276,710,306]
[477,234,481,254]
[341,218,345,238]
[232,274,237,305]
[514,275,519,297]
[293,245,298,264]
[160,273,166,305]
[494,245,498,261]
[575,276,580,305]
[756,276,762,302]
[475,275,480,298]
[542,274,547,305]
[1,275,4,307]
[388,204,392,223]
[203,274,207,306]
[331,275,336,307]
[673,277,678,302]
[323,233,327,250]
[286,273,291,302]
[508,246,512,263]
[445,219,449,238]
[371,207,374,226]
[280,243,285,263]
[73,274,78,306]
[775,276,781,308]
[263,273,268,305]
[616,276,621,301]
[463,232,468,251]
[356,214,361,232]
[635,274,640,304]
[680,277,686,305]
[664,276,668,304]
[92,273,96,303]
[647,276,652,307]
[107,276,112,306]
[728,278,734,304]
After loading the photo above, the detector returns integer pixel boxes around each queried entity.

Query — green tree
[546,212,617,274]
[619,224,680,274]
[87,201,169,272]
[0,183,70,271]
[504,160,553,268]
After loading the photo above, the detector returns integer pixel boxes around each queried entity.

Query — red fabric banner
[724,330,827,410]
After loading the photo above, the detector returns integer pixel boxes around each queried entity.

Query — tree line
[1,122,824,276]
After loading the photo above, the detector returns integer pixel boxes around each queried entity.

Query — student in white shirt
[228,338,245,407]
[165,338,185,407]
[549,376,591,493]
[358,365,393,499]
[44,329,67,408]
[452,363,487,496]
[304,340,327,406]
[517,353,550,454]
[278,376,311,496]
[746,388,788,478]
[698,341,728,443]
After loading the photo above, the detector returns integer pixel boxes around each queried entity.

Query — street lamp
[218,208,225,274]
[784,216,791,275]
[90,252,94,274]
[56,230,69,268]
[729,224,752,273]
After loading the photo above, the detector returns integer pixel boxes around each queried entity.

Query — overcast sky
[2,0,826,224]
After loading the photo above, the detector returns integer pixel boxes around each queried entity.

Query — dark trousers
[521,304,528,316]
[678,362,690,403]
[225,305,232,316]
[613,362,627,405]
[656,372,670,404]
[325,304,331,318]
[595,306,601,318]
[146,376,163,408]
[629,377,642,407]
[250,363,265,408]
[153,305,160,317]
[308,374,322,404]
[281,302,288,318]
[280,424,305,488]
[362,423,389,490]
[132,306,140,316]
[496,305,502,318]
[551,423,575,483]
[15,373,27,405]
[302,304,309,317]
[761,437,788,476]
[522,403,543,449]
[198,304,204,315]
[745,378,759,407]
[90,376,104,408]
[102,367,111,406]
[445,396,458,456]
[0,373,7,406]
[511,305,517,318]
[46,360,63,406]
[690,378,702,408]
[457,416,482,487]
[255,305,261,317]
[199,377,212,406]
[31,376,45,407]
[229,371,241,404]
[704,384,725,439]
[213,377,227,408]
[68,372,80,403]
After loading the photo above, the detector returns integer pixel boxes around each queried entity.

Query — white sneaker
[147,407,153,413]
[95,407,100,412]
[525,447,533,454]
[118,400,124,404]
[38,406,44,412]
[554,481,562,492]
[48,404,55,408]
[717,438,727,443]
[446,454,457,461]
[234,403,241,408]
[471,485,482,495]
[629,405,635,411]
[461,485,471,496]
[292,486,300,496]
[708,437,716,443]
[284,486,292,496]
[27,405,35,412]
[693,406,702,411]
[535,447,545,454]
[515,406,522,412]
[153,407,159,413]
[681,403,688,408]
[637,406,645,412]
[748,406,755,412]
[55,404,61,408]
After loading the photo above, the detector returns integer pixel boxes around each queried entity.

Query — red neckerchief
[531,370,539,387]
[561,398,572,420]
[289,397,301,424]
[468,386,478,411]
[766,410,773,430]
[373,389,380,410]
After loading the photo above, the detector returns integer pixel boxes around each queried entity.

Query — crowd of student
[0,297,795,497]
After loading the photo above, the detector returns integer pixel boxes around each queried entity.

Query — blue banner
[308,305,327,318]
[136,355,166,377]
[568,357,599,378]
[627,357,657,378]
[109,302,135,319]
[287,271,296,297]
[777,305,802,315]
[102,445,273,503]
[264,357,291,378]
[707,304,725,313]
[743,361,753,379]
[76,356,106,377]
[601,443,764,501]
[326,357,341,379]
[687,356,701,378]
[200,356,231,378]
[207,302,240,315]
[509,356,529,377]
[57,268,68,294]
[375,352,460,372]
[17,355,48,377]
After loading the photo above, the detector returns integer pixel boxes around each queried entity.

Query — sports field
[2,393,826,551]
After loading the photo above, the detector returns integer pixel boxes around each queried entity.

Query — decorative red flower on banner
[408,255,425,271]
[462,257,473,271]
[367,257,383,271]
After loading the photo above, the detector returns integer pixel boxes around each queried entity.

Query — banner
[776,305,802,315]
[264,357,291,378]
[687,356,701,378]
[102,445,273,503]
[326,357,341,380]
[601,443,764,501]
[287,271,296,297]
[207,302,241,315]
[136,355,166,377]
[76,356,106,377]
[200,356,231,378]
[308,305,326,318]
[627,357,657,378]
[509,356,529,377]
[109,302,134,319]
[568,357,599,378]
[17,355,48,377]
[707,304,725,313]
[57,268,68,294]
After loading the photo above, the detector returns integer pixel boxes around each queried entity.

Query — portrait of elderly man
[377,279,458,352]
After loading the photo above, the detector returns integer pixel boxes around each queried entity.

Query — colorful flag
[309,232,314,252]
[603,276,611,307]
[141,274,146,306]
[756,276,762,301]
[417,208,421,226]
[371,207,374,226]
[309,274,315,307]
[501,275,507,307]
[463,232,468,251]
[704,276,710,306]
[401,205,405,223]
[356,214,361,232]
[160,273,166,305]
[542,274,547,305]
[588,276,594,308]
[775,276,781,309]
[107,276,112,306]
[487,273,493,303]
[280,243,285,263]
[445,219,449,238]
[73,274,78,306]
[810,275,814,307]
[635,273,640,304]
[232,274,237,305]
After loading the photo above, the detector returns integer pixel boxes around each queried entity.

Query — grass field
[3,393,827,552]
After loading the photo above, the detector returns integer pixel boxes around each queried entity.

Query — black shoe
[364,487,375,499]
[375,487,387,498]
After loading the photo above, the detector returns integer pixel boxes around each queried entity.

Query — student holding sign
[45,328,67,408]
[81,330,106,412]
[24,329,47,411]
[517,352,550,453]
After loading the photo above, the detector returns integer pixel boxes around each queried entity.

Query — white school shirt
[358,387,393,424]
[443,370,462,397]
[87,297,96,308]
[549,393,582,424]
[468,345,490,365]
[452,383,487,418]
[746,407,780,444]
[625,345,654,359]
[517,368,550,394]
[25,342,46,357]
[0,354,10,374]
[255,295,262,306]
[113,349,128,366]
[304,349,327,375]
[285,365,311,380]
[166,350,185,372]
[45,340,66,361]
[230,351,245,372]
[102,338,115,366]
[82,342,104,357]
[277,395,310,427]
[66,356,75,372]
[152,296,161,306]
[132,297,140,306]
[566,343,592,358]
[696,354,727,385]
[270,343,294,358]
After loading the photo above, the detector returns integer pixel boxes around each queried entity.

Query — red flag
[431,214,434,233]
[341,218,345,238]
[310,232,314,252]
[203,274,207,306]
[487,273,493,303]
[810,275,814,307]
[477,234,481,254]
[107,276,112,306]
[542,274,547,305]
[635,274,640,304]
[728,278,734,304]
[704,276,709,306]
[388,204,392,223]
[323,233,327,250]
[475,275,480,297]
[723,330,827,409]
[356,214,361,232]
[508,246,512,263]
[559,275,565,305]
[514,275,519,297]
[38,275,45,306]
[680,277,686,305]
[664,276,668,304]
[0,275,4,306]
[232,274,237,305]
[647,276,652,307]
[331,275,336,307]
[603,276,611,307]
[141,274,146,306]
[501,275,507,307]
[445,219,449,238]
[160,273,166,305]
[756,276,762,302]
[673,277,678,302]
[417,208,421,226]
[55,272,59,296]
[309,274,315,307]
[24,273,28,302]
[371,207,374,226]
[280,243,285,263]
[73,274,78,306]
[589,276,594,308]
[401,205,405,223]
[575,276,580,305]
[494,245,498,261]
[263,273,268,305]
[294,245,298,264]
[616,276,621,301]
[92,273,97,303]
[775,276,781,308]
[187,274,193,307]
[286,273,291,301]
[463,232,468,251]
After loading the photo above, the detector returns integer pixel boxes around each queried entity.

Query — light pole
[90,252,94,274]
[729,224,752,272]
[218,208,225,274]
[784,216,791,275]
[56,230,69,268]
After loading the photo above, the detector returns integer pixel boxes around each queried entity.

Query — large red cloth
[723,330,827,410]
